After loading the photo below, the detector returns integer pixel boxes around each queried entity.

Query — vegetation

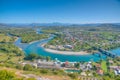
[0,43,24,56]
[23,64,33,71]
[20,32,49,43]
[0,43,24,66]
[0,70,15,80]
[0,25,120,80]
[67,73,78,79]
[0,34,16,43]
[0,69,28,80]
[101,60,107,72]
[24,53,51,61]
[45,26,120,52]
[7,28,49,43]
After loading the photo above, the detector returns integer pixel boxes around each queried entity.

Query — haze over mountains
[0,23,120,28]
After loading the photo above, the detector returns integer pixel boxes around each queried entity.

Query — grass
[101,60,107,72]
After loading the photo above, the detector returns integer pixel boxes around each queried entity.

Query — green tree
[25,53,38,60]
[23,64,33,71]
[40,69,49,74]
[115,76,120,80]
[68,73,78,79]
[16,64,23,70]
[46,56,51,61]
[74,62,80,69]
[103,76,111,80]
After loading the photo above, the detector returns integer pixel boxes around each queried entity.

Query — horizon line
[0,22,120,24]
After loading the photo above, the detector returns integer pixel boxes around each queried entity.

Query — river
[13,29,120,62]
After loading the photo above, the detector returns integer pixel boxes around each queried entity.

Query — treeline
[24,53,51,61]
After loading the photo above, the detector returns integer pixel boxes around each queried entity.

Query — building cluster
[19,58,120,77]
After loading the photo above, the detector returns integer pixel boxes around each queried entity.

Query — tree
[16,64,23,70]
[46,56,51,61]
[25,53,38,60]
[23,64,33,71]
[115,76,120,80]
[103,76,111,80]
[40,69,49,74]
[74,62,80,69]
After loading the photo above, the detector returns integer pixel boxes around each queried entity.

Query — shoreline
[29,40,40,44]
[44,48,89,55]
[14,37,92,56]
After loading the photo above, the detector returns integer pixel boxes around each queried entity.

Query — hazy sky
[0,0,120,23]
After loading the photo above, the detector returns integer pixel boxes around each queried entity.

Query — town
[20,54,120,80]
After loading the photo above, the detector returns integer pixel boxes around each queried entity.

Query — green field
[101,61,107,72]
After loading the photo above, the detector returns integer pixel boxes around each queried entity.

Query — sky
[0,0,120,23]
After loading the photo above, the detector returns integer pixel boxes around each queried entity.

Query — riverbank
[41,43,89,55]
[44,48,89,55]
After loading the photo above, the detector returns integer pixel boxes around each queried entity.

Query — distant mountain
[35,23,120,27]
[0,23,120,28]
[97,23,120,28]
[0,22,71,27]
[0,23,34,28]
[30,22,72,26]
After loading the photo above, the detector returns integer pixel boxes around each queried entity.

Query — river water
[13,29,120,62]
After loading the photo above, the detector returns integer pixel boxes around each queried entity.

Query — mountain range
[0,22,120,28]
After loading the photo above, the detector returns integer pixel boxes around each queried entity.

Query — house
[32,63,37,68]
[114,68,120,75]
[95,64,101,69]
[86,62,92,70]
[79,62,93,71]
[88,73,93,76]
[81,72,87,76]
[56,45,64,50]
[64,61,69,67]
[80,63,86,70]
[109,60,114,64]
[64,45,73,49]
[109,66,120,70]
[97,69,103,75]
[62,61,75,68]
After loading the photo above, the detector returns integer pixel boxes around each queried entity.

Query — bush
[24,53,38,60]
[68,73,78,79]
[16,64,23,70]
[27,78,36,80]
[53,71,59,75]
[40,69,49,74]
[23,64,33,71]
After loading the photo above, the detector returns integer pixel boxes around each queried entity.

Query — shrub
[40,69,49,74]
[23,64,33,71]
[68,73,78,79]
[16,64,23,70]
